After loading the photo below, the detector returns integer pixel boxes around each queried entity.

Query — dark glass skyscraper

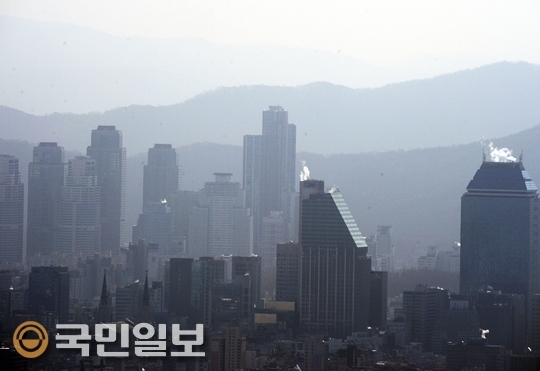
[28,266,70,328]
[27,142,65,257]
[460,161,539,298]
[0,155,24,266]
[299,179,371,337]
[243,106,296,252]
[87,126,126,255]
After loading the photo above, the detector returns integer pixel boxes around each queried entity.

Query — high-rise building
[299,179,372,337]
[403,285,449,352]
[87,126,126,255]
[276,242,301,303]
[143,144,179,210]
[59,156,101,256]
[189,173,252,257]
[133,200,172,256]
[209,327,246,371]
[376,225,395,272]
[0,155,24,265]
[28,266,70,328]
[460,161,539,322]
[260,211,285,270]
[232,255,262,311]
[170,190,199,255]
[243,106,296,253]
[27,143,66,257]
[166,258,193,318]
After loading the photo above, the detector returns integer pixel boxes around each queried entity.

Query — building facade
[243,106,296,253]
[143,143,179,210]
[460,161,539,309]
[0,155,24,265]
[27,142,66,257]
[299,179,372,338]
[59,156,101,256]
[189,173,252,257]
[87,125,126,254]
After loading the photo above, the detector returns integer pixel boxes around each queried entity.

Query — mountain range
[0,15,495,115]
[1,61,540,155]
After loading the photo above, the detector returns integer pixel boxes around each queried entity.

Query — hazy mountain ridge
[1,61,540,155]
[4,124,539,265]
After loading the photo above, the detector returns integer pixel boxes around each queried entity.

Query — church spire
[100,270,108,306]
[142,270,150,307]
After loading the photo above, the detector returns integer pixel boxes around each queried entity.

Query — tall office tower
[87,126,126,255]
[166,258,193,319]
[243,106,296,253]
[115,282,141,322]
[59,156,101,256]
[369,271,388,328]
[260,211,284,270]
[170,191,199,255]
[376,225,395,272]
[143,144,179,210]
[275,242,301,303]
[460,161,539,309]
[192,257,226,325]
[0,155,24,265]
[403,285,449,352]
[476,290,526,353]
[232,255,262,311]
[132,200,172,256]
[27,143,66,257]
[299,179,372,338]
[28,266,70,328]
[189,173,252,257]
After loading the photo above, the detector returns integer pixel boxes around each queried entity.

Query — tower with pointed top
[136,271,154,323]
[95,271,113,323]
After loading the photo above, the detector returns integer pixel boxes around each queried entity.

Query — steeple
[142,270,150,307]
[100,270,108,307]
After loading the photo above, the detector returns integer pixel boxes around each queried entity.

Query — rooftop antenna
[482,148,486,163]
[519,150,523,163]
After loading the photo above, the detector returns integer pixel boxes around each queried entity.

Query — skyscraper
[87,126,126,255]
[189,173,252,257]
[243,106,296,252]
[0,155,24,265]
[59,156,101,256]
[133,200,172,256]
[27,142,66,257]
[299,179,372,337]
[460,160,540,343]
[28,266,70,328]
[143,144,179,210]
[460,161,539,298]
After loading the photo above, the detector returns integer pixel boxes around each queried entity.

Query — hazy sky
[2,1,540,66]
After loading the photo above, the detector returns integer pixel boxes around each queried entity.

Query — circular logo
[13,321,49,358]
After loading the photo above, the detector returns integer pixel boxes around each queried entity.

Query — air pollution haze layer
[0,13,536,115]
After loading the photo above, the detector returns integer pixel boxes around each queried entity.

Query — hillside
[1,62,540,155]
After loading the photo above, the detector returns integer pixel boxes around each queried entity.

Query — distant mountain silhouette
[3,124,538,266]
[1,61,540,155]
[0,16,495,114]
